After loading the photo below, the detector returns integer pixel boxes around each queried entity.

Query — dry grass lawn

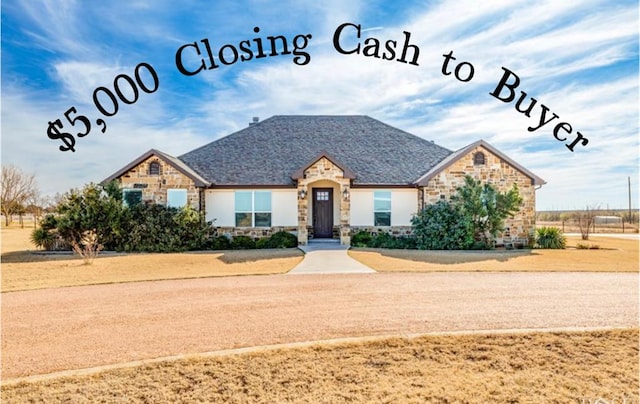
[350,235,639,273]
[1,228,303,292]
[2,329,637,403]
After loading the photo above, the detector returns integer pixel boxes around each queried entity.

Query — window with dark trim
[373,191,391,226]
[123,189,142,207]
[149,161,161,175]
[235,191,272,227]
[167,189,188,208]
[473,152,485,165]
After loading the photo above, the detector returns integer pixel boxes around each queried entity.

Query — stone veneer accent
[118,156,200,210]
[296,157,351,245]
[421,145,536,244]
[214,226,298,239]
[351,226,414,237]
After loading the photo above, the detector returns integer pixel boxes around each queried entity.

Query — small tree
[52,183,127,250]
[574,205,600,240]
[71,229,104,265]
[451,176,523,248]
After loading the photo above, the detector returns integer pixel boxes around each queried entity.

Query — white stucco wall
[392,189,419,226]
[205,189,297,227]
[350,188,417,226]
[272,189,298,226]
[350,189,374,226]
[205,190,235,226]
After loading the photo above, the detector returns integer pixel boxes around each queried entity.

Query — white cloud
[1,0,637,210]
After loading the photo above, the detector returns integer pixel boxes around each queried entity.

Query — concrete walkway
[288,240,376,274]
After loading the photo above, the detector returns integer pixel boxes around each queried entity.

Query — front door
[313,188,333,238]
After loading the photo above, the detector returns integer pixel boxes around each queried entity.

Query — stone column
[339,182,351,245]
[297,184,308,245]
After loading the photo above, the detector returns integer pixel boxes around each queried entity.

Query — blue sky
[2,0,638,211]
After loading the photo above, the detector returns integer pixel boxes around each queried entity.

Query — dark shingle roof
[178,115,453,186]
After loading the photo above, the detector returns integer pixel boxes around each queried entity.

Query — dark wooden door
[313,188,333,238]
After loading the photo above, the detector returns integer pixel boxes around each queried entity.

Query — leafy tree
[1,165,38,227]
[411,200,474,250]
[451,176,523,248]
[53,183,127,250]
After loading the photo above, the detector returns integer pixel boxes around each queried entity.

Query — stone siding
[421,145,536,244]
[296,157,351,245]
[351,226,414,237]
[214,226,298,239]
[117,155,200,210]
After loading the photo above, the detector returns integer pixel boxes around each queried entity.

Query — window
[316,191,329,201]
[473,152,485,165]
[123,189,142,207]
[235,191,271,227]
[374,191,391,226]
[167,189,188,208]
[149,161,161,175]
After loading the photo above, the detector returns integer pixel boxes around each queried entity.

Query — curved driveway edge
[2,272,637,378]
[2,326,629,386]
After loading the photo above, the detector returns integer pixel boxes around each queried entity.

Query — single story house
[102,115,545,245]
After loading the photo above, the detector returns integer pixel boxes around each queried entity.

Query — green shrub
[209,235,231,250]
[32,183,213,253]
[411,201,474,250]
[535,227,566,249]
[255,237,270,249]
[30,227,60,250]
[30,214,69,250]
[265,231,297,248]
[231,235,256,250]
[351,231,372,247]
[368,232,396,248]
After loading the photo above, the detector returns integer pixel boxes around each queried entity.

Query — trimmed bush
[265,231,298,248]
[209,235,231,250]
[351,231,372,247]
[231,235,256,250]
[535,226,566,249]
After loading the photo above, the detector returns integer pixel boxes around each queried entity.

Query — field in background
[3,329,637,403]
[537,208,639,234]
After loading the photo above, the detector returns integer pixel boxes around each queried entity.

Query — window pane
[254,212,272,227]
[235,191,252,212]
[123,190,142,207]
[374,191,391,211]
[254,191,271,212]
[167,189,187,208]
[374,212,391,226]
[235,212,252,227]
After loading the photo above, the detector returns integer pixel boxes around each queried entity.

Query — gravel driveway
[2,272,638,379]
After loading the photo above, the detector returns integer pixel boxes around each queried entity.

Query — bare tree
[574,204,600,240]
[1,165,38,227]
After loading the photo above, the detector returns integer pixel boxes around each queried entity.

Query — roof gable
[291,151,356,180]
[414,140,546,186]
[102,149,209,187]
